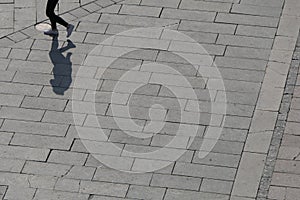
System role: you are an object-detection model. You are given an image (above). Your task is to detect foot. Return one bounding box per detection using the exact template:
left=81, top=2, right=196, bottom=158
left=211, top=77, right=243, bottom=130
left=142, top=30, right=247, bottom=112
left=67, top=39, right=76, bottom=48
left=66, top=24, right=74, bottom=38
left=44, top=29, right=59, bottom=36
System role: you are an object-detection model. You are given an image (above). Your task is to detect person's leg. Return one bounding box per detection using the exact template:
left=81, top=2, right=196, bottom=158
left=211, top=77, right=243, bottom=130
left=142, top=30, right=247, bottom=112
left=46, top=0, right=68, bottom=29
left=46, top=0, right=59, bottom=30
left=45, top=0, right=74, bottom=37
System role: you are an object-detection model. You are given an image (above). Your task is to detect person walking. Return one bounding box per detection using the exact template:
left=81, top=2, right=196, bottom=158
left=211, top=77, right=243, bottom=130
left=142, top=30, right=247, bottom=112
left=44, top=0, right=74, bottom=37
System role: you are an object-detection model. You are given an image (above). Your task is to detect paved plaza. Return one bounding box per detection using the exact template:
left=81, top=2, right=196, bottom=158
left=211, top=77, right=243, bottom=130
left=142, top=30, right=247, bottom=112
left=0, top=0, right=300, bottom=199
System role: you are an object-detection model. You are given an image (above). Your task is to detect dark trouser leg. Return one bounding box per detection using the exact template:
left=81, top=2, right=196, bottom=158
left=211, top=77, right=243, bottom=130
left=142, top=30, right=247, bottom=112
left=46, top=0, right=68, bottom=30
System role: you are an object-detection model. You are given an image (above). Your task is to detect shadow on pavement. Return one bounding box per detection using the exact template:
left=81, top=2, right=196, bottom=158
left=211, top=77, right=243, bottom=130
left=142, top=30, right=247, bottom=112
left=49, top=37, right=76, bottom=95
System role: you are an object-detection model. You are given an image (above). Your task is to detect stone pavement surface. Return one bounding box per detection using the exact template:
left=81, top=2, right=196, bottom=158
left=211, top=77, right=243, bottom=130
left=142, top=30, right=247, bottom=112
left=0, top=0, right=299, bottom=199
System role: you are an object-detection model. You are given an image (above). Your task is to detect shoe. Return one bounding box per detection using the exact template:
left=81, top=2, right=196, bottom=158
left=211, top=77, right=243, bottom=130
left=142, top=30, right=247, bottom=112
left=66, top=24, right=74, bottom=38
left=44, top=29, right=59, bottom=36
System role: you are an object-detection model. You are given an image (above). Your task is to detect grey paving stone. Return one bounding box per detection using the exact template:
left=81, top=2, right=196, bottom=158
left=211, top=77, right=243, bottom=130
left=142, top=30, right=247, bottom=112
left=0, top=47, right=11, bottom=58
left=218, top=128, right=248, bottom=142
left=140, top=0, right=181, bottom=8
left=150, top=134, right=189, bottom=149
left=11, top=133, right=73, bottom=150
left=223, top=115, right=251, bottom=129
left=188, top=138, right=244, bottom=155
left=7, top=32, right=28, bottom=43
left=192, top=152, right=240, bottom=168
left=91, top=196, right=134, bottom=200
left=0, top=82, right=42, bottom=96
left=231, top=4, right=282, bottom=17
left=70, top=7, right=90, bottom=18
left=0, top=145, right=49, bottom=161
left=22, top=174, right=54, bottom=193
left=291, top=97, right=300, bottom=109
left=179, top=20, right=236, bottom=34
left=93, top=167, right=152, bottom=185
left=0, top=158, right=25, bottom=173
left=274, top=160, right=300, bottom=174
left=99, top=13, right=179, bottom=27
left=22, top=161, right=72, bottom=177
left=150, top=173, right=202, bottom=191
left=0, top=70, right=15, bottom=82
left=34, top=189, right=89, bottom=200
left=71, top=139, right=93, bottom=153
left=214, top=56, right=268, bottom=71
left=21, top=96, right=67, bottom=111
left=80, top=180, right=129, bottom=197
left=109, top=129, right=152, bottom=146
left=268, top=186, right=286, bottom=200
left=100, top=81, right=160, bottom=96
left=225, top=46, right=271, bottom=60
left=0, top=132, right=13, bottom=145
left=215, top=90, right=259, bottom=106
left=217, top=34, right=273, bottom=49
left=285, top=122, right=300, bottom=135
left=180, top=0, right=232, bottom=12
left=42, top=111, right=86, bottom=125
left=209, top=79, right=261, bottom=93
left=1, top=119, right=69, bottom=137
left=0, top=107, right=45, bottom=121
left=286, top=188, right=300, bottom=200
left=126, top=185, right=166, bottom=200
left=39, top=86, right=86, bottom=100
left=200, top=179, right=233, bottom=195
left=173, top=162, right=236, bottom=181
left=128, top=93, right=186, bottom=111
left=0, top=171, right=31, bottom=187
left=0, top=58, right=10, bottom=70
left=120, top=5, right=162, bottom=17
left=240, top=0, right=284, bottom=7
left=97, top=4, right=121, bottom=14
left=54, top=178, right=80, bottom=192
left=13, top=71, right=60, bottom=86
left=8, top=48, right=30, bottom=60
left=164, top=188, right=229, bottom=200
left=169, top=42, right=225, bottom=55
left=186, top=100, right=254, bottom=117
left=9, top=38, right=34, bottom=49
left=0, top=185, right=7, bottom=199
left=288, top=109, right=300, bottom=122
left=65, top=166, right=96, bottom=180
left=271, top=173, right=300, bottom=188
left=48, top=150, right=88, bottom=165
left=216, top=13, right=279, bottom=27
left=8, top=60, right=53, bottom=73
left=83, top=91, right=129, bottom=105
left=161, top=8, right=216, bottom=22
left=281, top=135, right=300, bottom=148
left=218, top=67, right=265, bottom=83
left=5, top=186, right=36, bottom=200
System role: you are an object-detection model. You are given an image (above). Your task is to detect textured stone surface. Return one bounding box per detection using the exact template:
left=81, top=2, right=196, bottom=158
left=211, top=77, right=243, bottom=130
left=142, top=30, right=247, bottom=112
left=0, top=0, right=299, bottom=199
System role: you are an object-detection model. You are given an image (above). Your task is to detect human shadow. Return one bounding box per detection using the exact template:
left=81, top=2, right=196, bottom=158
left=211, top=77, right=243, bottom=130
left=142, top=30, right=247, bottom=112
left=49, top=37, right=76, bottom=95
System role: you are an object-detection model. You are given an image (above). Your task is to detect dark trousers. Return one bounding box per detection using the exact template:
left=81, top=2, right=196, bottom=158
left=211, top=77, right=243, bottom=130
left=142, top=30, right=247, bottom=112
left=46, top=0, right=68, bottom=30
